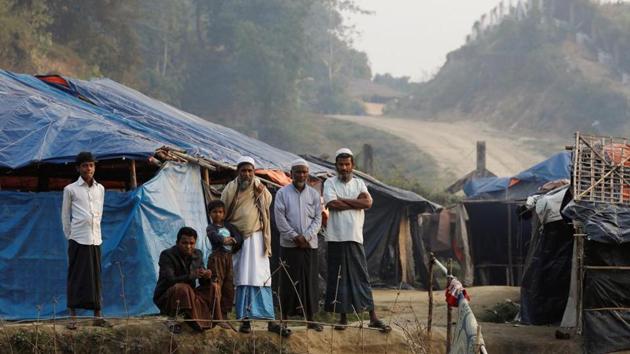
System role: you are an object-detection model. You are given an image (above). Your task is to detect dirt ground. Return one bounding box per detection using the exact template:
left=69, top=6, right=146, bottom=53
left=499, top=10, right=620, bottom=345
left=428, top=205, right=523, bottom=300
left=328, top=115, right=554, bottom=180
left=1, top=287, right=585, bottom=353
left=371, top=286, right=581, bottom=354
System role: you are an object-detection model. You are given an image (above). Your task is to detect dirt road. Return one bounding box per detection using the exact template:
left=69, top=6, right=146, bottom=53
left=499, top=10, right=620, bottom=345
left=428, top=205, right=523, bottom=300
left=328, top=115, right=555, bottom=181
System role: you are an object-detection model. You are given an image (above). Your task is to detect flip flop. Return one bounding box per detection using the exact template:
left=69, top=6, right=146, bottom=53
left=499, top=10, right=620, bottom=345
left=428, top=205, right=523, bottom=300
left=307, top=323, right=324, bottom=332
left=268, top=322, right=292, bottom=337
left=93, top=318, right=113, bottom=328
left=165, top=321, right=182, bottom=334
left=239, top=321, right=251, bottom=333
left=368, top=319, right=392, bottom=333
left=333, top=321, right=348, bottom=331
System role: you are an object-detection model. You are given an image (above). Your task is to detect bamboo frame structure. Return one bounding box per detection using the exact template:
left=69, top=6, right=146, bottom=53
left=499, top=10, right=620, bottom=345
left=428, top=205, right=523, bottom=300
left=573, top=132, right=630, bottom=205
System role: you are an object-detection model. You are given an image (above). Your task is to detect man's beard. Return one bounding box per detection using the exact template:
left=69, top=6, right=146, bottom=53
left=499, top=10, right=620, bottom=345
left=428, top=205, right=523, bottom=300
left=238, top=178, right=251, bottom=191
left=338, top=171, right=352, bottom=182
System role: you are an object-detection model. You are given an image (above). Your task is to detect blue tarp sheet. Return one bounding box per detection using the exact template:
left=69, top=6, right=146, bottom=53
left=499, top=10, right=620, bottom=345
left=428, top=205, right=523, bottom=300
left=0, top=70, right=320, bottom=172
left=464, top=152, right=572, bottom=200
left=0, top=163, right=210, bottom=319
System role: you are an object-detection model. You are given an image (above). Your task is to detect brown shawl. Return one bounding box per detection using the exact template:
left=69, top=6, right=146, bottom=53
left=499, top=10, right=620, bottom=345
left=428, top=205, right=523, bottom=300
left=221, top=176, right=272, bottom=257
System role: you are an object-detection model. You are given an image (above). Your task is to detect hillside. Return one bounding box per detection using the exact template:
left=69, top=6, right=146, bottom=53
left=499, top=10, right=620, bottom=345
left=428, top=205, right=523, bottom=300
left=396, top=0, right=630, bottom=136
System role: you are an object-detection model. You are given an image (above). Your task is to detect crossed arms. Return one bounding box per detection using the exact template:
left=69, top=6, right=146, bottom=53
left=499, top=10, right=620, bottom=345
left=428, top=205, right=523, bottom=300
left=325, top=192, right=372, bottom=210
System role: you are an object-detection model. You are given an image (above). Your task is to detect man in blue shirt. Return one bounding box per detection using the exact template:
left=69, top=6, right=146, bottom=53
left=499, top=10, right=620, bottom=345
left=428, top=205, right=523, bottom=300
left=274, top=158, right=323, bottom=331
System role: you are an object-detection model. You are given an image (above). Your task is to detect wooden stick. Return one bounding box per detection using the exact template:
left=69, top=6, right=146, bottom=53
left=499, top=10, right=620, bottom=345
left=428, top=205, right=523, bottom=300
left=578, top=149, right=630, bottom=199
left=475, top=325, right=482, bottom=353
left=446, top=258, right=453, bottom=354
left=202, top=167, right=210, bottom=185
left=427, top=253, right=434, bottom=342
left=129, top=160, right=138, bottom=189
left=575, top=227, right=585, bottom=335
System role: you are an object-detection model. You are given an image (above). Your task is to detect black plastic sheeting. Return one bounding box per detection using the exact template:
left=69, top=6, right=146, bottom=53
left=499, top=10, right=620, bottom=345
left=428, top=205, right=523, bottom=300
left=520, top=218, right=573, bottom=325
left=584, top=310, right=630, bottom=354
left=562, top=201, right=630, bottom=244
left=464, top=201, right=532, bottom=285
left=577, top=221, right=630, bottom=353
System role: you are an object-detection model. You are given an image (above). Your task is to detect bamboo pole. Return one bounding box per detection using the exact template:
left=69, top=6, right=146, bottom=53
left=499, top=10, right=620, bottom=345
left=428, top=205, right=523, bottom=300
left=576, top=227, right=585, bottom=335
left=427, top=253, right=434, bottom=342
left=475, top=325, right=481, bottom=353
left=446, top=258, right=453, bottom=354
left=202, top=167, right=210, bottom=185
left=129, top=160, right=138, bottom=189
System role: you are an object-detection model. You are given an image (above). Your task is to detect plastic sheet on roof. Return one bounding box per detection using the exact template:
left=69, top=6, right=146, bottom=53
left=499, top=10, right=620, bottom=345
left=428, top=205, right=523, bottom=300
left=464, top=152, right=572, bottom=200
left=0, top=70, right=324, bottom=172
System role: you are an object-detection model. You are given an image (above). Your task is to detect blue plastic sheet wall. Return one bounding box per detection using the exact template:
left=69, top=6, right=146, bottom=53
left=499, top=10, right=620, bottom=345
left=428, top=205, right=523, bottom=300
left=0, top=163, right=209, bottom=320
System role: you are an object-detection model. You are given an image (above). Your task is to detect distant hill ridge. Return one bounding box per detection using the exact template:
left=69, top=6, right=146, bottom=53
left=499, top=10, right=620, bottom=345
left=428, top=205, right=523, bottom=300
left=398, top=0, right=630, bottom=135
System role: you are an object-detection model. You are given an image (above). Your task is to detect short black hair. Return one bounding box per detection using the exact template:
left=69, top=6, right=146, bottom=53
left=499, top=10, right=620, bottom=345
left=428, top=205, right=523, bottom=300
left=207, top=199, right=225, bottom=212
left=176, top=226, right=198, bottom=242
left=335, top=153, right=354, bottom=164
left=75, top=151, right=96, bottom=166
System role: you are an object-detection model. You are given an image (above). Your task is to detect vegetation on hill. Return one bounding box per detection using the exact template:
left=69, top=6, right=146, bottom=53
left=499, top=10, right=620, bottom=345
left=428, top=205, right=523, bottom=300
left=396, top=0, right=630, bottom=136
left=0, top=0, right=372, bottom=144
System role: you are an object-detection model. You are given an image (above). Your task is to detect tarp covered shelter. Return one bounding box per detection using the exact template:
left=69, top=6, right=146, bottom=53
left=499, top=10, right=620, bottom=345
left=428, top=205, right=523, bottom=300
left=0, top=69, right=440, bottom=320
left=0, top=70, right=325, bottom=320
left=460, top=152, right=572, bottom=285
left=303, top=156, right=441, bottom=287
left=520, top=133, right=630, bottom=354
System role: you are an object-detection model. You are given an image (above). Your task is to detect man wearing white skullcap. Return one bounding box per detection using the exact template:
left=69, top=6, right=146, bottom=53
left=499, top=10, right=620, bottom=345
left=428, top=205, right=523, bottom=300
left=322, top=148, right=391, bottom=333
left=221, top=156, right=281, bottom=334
left=274, top=158, right=323, bottom=331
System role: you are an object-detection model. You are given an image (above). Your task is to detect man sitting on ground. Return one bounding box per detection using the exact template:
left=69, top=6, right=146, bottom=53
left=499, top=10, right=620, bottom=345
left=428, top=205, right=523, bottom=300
left=153, top=226, right=222, bottom=333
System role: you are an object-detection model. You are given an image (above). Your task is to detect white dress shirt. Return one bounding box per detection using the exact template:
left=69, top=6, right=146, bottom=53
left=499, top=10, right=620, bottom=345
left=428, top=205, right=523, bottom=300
left=61, top=176, right=105, bottom=246
left=323, top=176, right=370, bottom=244
left=274, top=183, right=322, bottom=248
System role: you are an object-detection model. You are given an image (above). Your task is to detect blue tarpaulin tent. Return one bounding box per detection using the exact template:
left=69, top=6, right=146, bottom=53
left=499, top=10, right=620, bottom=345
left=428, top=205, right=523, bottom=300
left=0, top=70, right=439, bottom=319
left=463, top=152, right=572, bottom=200
left=0, top=69, right=321, bottom=320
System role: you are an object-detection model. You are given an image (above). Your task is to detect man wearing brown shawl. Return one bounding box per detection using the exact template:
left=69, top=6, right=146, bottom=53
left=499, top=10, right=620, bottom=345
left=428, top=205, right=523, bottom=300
left=222, top=156, right=287, bottom=335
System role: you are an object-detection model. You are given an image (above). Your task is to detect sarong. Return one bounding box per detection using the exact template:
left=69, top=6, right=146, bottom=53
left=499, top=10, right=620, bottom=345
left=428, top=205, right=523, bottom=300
left=155, top=282, right=221, bottom=330
left=279, top=247, right=319, bottom=318
left=67, top=240, right=102, bottom=310
left=324, top=241, right=374, bottom=313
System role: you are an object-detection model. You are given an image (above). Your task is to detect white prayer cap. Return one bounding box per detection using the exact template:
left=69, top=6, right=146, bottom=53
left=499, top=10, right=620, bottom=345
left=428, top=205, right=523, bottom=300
left=290, top=158, right=309, bottom=168
left=335, top=148, right=353, bottom=158
left=236, top=156, right=256, bottom=169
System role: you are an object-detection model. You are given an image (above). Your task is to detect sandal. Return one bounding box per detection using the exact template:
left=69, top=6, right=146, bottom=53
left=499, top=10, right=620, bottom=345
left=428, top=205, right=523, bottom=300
left=66, top=320, right=78, bottom=330
left=93, top=318, right=113, bottom=328
left=239, top=321, right=251, bottom=333
left=268, top=322, right=292, bottom=337
left=333, top=321, right=347, bottom=331
left=368, top=319, right=392, bottom=333
left=307, top=323, right=324, bottom=332
left=166, top=321, right=182, bottom=334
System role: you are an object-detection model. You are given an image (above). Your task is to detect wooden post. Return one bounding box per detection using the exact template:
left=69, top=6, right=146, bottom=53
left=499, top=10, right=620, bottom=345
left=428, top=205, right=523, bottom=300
left=427, top=253, right=434, bottom=341
left=362, top=144, right=374, bottom=175
left=202, top=167, right=210, bottom=185
left=475, top=325, right=482, bottom=353
left=576, top=226, right=585, bottom=335
left=507, top=200, right=513, bottom=286
left=446, top=258, right=453, bottom=354
left=129, top=160, right=138, bottom=189
left=476, top=141, right=486, bottom=174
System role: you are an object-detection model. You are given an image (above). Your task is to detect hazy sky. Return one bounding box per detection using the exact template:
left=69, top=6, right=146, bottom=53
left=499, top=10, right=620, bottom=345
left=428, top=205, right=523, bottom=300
left=347, top=0, right=506, bottom=81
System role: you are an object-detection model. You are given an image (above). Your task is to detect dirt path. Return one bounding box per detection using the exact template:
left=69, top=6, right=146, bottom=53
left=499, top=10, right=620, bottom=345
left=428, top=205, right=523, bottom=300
left=328, top=115, right=551, bottom=181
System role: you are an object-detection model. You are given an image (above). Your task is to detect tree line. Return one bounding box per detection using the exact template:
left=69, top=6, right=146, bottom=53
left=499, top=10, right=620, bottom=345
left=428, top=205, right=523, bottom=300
left=0, top=0, right=371, bottom=144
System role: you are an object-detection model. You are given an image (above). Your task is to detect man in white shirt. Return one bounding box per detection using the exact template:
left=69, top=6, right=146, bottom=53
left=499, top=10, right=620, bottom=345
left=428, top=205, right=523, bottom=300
left=61, top=152, right=109, bottom=329
left=323, top=148, right=390, bottom=333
